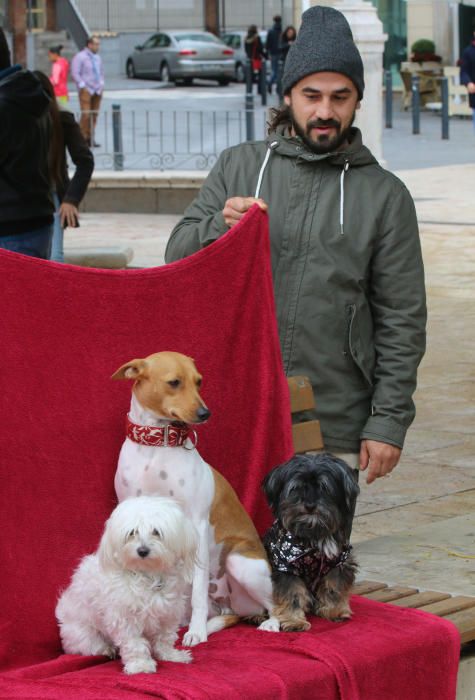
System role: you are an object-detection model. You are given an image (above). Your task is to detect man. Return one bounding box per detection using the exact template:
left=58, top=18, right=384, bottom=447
left=460, top=30, right=475, bottom=134
left=165, top=6, right=427, bottom=486
left=71, top=36, right=104, bottom=147
left=266, top=14, right=282, bottom=94
left=0, top=29, right=54, bottom=259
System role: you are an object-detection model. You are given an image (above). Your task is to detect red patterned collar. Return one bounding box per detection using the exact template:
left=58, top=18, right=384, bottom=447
left=126, top=416, right=197, bottom=448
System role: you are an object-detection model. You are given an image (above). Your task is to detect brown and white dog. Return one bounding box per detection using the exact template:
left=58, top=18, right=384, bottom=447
left=112, top=351, right=279, bottom=645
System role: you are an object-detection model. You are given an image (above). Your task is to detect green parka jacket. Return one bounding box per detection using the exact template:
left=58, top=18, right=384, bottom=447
left=165, top=127, right=427, bottom=453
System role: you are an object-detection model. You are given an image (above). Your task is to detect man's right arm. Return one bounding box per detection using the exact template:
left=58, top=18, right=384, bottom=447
left=165, top=151, right=230, bottom=262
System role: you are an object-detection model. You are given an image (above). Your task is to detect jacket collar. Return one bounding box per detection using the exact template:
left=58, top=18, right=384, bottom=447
left=267, top=126, right=377, bottom=167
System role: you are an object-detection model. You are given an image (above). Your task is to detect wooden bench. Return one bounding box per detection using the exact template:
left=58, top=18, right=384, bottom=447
left=287, top=375, right=324, bottom=453
left=354, top=580, right=475, bottom=646
left=287, top=376, right=475, bottom=647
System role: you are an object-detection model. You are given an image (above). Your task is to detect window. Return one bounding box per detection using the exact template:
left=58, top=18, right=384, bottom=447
left=143, top=35, right=159, bottom=49
left=175, top=33, right=222, bottom=44
left=157, top=34, right=171, bottom=48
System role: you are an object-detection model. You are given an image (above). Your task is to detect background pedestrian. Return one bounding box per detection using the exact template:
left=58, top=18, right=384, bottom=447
left=460, top=30, right=475, bottom=133
left=48, top=45, right=69, bottom=104
left=245, top=25, right=266, bottom=90
left=34, top=72, right=94, bottom=263
left=281, top=25, right=297, bottom=66
left=266, top=14, right=282, bottom=94
left=71, top=36, right=104, bottom=147
left=0, top=29, right=54, bottom=259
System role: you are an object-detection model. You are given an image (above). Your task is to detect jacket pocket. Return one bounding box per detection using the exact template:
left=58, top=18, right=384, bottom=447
left=345, top=304, right=374, bottom=388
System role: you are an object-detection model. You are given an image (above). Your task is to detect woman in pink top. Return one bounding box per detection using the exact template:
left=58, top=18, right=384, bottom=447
left=48, top=45, right=69, bottom=103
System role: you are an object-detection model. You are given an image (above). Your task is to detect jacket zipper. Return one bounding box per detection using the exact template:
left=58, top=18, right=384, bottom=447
left=345, top=304, right=373, bottom=387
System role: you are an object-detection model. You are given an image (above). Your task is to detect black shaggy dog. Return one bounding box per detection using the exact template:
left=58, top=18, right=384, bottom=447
left=262, top=453, right=359, bottom=631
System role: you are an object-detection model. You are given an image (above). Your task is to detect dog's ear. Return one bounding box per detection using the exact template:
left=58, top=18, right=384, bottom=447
left=111, top=359, right=148, bottom=381
left=342, top=466, right=360, bottom=513
left=262, top=462, right=289, bottom=513
left=97, top=516, right=119, bottom=572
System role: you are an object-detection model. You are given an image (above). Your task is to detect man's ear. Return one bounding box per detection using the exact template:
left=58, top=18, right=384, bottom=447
left=284, top=94, right=291, bottom=107
left=111, top=358, right=148, bottom=381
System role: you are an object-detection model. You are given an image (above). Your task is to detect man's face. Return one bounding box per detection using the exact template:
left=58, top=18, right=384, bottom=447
left=284, top=72, right=360, bottom=154
left=88, top=38, right=100, bottom=54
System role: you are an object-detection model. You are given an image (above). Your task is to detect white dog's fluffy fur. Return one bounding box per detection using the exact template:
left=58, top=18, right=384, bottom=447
left=56, top=496, right=198, bottom=674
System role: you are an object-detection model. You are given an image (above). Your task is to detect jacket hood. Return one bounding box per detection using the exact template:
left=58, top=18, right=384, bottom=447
left=0, top=68, right=50, bottom=118
left=267, top=125, right=378, bottom=168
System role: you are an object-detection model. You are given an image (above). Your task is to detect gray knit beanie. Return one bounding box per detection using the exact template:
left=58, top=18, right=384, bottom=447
left=282, top=6, right=364, bottom=99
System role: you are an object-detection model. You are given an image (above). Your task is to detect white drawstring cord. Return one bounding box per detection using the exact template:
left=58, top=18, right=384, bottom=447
left=255, top=141, right=278, bottom=198
left=340, top=160, right=350, bottom=235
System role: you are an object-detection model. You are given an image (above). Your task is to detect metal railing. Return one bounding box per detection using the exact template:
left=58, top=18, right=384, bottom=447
left=384, top=70, right=451, bottom=140
left=78, top=107, right=270, bottom=170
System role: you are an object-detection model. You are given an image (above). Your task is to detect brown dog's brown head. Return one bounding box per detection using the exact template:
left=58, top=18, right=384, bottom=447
left=112, top=351, right=210, bottom=424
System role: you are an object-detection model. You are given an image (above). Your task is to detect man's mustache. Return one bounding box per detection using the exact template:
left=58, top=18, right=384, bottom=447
left=307, top=119, right=341, bottom=131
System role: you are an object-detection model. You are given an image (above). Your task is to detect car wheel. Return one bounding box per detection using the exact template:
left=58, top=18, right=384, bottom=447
left=126, top=60, right=136, bottom=79
left=235, top=63, right=245, bottom=83
left=159, top=62, right=170, bottom=83
left=218, top=78, right=230, bottom=86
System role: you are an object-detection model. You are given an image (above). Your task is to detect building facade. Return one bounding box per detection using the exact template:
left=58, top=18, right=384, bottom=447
left=3, top=0, right=474, bottom=74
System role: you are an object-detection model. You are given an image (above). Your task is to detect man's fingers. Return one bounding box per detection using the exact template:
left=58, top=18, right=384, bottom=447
left=359, top=442, right=369, bottom=470
left=223, top=196, right=269, bottom=227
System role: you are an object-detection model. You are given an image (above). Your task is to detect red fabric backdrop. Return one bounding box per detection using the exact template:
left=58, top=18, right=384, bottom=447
left=0, top=207, right=460, bottom=699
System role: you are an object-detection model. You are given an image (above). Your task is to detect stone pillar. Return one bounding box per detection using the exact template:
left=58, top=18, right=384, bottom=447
left=333, top=0, right=387, bottom=163
left=9, top=0, right=28, bottom=67
left=203, top=0, right=219, bottom=35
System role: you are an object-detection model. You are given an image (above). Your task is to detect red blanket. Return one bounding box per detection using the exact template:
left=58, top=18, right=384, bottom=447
left=0, top=207, right=459, bottom=698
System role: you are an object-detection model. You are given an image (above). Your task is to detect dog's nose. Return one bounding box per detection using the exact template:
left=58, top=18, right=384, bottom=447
left=137, top=546, right=150, bottom=558
left=196, top=406, right=211, bottom=422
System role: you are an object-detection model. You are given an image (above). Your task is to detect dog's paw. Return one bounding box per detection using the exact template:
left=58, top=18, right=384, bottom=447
left=123, top=657, right=157, bottom=675
left=280, top=618, right=311, bottom=632
left=258, top=616, right=280, bottom=633
left=182, top=627, right=208, bottom=647
left=157, top=647, right=193, bottom=663
left=318, top=605, right=352, bottom=621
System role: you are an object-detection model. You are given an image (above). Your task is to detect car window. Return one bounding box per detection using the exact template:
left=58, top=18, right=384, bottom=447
left=222, top=35, right=233, bottom=47
left=232, top=35, right=242, bottom=49
left=142, top=35, right=159, bottom=49
left=175, top=33, right=222, bottom=44
left=157, top=33, right=171, bottom=48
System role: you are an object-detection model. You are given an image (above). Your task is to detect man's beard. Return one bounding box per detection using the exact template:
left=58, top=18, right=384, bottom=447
left=289, top=106, right=355, bottom=154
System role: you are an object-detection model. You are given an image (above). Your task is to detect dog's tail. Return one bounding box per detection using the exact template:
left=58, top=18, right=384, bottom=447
left=206, top=614, right=240, bottom=636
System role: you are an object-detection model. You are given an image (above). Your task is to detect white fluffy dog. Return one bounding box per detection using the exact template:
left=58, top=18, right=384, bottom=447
left=56, top=496, right=198, bottom=674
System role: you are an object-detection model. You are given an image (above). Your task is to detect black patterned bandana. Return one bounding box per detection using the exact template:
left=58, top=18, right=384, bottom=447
left=263, top=520, right=352, bottom=595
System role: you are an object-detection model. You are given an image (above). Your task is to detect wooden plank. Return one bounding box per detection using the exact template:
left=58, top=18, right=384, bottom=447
left=443, top=609, right=475, bottom=644
left=420, top=596, right=475, bottom=617
left=352, top=580, right=388, bottom=596
left=366, top=586, right=419, bottom=603
left=287, top=376, right=315, bottom=413
left=389, top=591, right=452, bottom=608
left=292, top=420, right=324, bottom=453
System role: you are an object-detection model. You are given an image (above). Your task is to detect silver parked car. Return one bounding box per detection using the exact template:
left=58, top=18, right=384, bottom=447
left=126, top=31, right=235, bottom=85
left=222, top=30, right=267, bottom=82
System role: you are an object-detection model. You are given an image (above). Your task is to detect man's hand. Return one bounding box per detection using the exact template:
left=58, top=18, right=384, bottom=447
left=222, top=197, right=268, bottom=227
left=59, top=202, right=80, bottom=228
left=359, top=439, right=401, bottom=484
left=467, top=82, right=475, bottom=94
